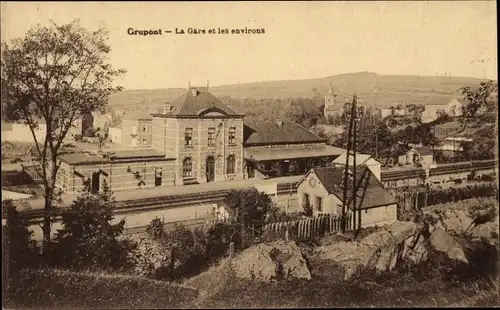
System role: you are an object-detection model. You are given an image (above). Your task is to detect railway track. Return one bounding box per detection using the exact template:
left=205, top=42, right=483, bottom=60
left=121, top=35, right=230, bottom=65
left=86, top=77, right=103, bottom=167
left=12, top=159, right=496, bottom=223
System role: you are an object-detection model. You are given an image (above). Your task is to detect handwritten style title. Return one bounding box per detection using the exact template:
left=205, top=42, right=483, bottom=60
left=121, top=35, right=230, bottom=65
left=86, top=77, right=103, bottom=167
left=127, top=27, right=266, bottom=36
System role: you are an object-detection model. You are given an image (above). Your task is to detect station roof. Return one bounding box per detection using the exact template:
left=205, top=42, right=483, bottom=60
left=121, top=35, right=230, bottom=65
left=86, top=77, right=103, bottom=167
left=243, top=119, right=327, bottom=146
left=244, top=145, right=345, bottom=161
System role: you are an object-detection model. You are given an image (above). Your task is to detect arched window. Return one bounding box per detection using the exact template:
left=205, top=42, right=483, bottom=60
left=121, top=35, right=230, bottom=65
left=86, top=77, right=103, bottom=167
left=183, top=157, right=193, bottom=177
left=226, top=155, right=235, bottom=174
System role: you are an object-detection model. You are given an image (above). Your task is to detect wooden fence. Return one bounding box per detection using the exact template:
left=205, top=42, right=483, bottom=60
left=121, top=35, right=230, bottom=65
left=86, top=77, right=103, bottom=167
left=393, top=183, right=497, bottom=218
left=255, top=213, right=353, bottom=242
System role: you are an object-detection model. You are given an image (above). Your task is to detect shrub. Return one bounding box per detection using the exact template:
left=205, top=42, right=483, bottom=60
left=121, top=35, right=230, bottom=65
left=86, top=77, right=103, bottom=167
left=146, top=217, right=165, bottom=239
left=2, top=200, right=39, bottom=297
left=50, top=180, right=137, bottom=271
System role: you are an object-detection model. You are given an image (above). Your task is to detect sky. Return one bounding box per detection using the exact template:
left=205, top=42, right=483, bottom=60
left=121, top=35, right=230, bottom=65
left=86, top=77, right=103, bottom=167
left=1, top=1, right=497, bottom=90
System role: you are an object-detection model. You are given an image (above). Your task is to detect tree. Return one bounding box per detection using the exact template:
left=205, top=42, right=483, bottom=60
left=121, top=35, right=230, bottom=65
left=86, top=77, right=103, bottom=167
left=459, top=80, right=498, bottom=130
left=1, top=19, right=126, bottom=254
left=223, top=188, right=274, bottom=241
left=51, top=180, right=136, bottom=271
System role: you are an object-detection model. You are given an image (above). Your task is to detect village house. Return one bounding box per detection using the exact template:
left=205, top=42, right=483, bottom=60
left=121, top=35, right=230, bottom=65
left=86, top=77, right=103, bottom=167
left=433, top=137, right=473, bottom=159
left=331, top=152, right=382, bottom=181
left=421, top=98, right=467, bottom=123
left=398, top=145, right=434, bottom=166
left=120, top=111, right=153, bottom=148
left=1, top=118, right=47, bottom=143
left=108, top=121, right=123, bottom=144
left=296, top=166, right=398, bottom=227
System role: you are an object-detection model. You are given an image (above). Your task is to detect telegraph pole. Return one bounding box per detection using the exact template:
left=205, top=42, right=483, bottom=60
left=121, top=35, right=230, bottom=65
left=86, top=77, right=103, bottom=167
left=341, top=94, right=358, bottom=233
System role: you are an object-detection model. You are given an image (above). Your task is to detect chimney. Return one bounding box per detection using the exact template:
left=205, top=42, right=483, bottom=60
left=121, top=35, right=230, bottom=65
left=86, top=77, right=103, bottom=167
left=191, top=88, right=198, bottom=97
left=276, top=120, right=283, bottom=127
left=163, top=102, right=171, bottom=114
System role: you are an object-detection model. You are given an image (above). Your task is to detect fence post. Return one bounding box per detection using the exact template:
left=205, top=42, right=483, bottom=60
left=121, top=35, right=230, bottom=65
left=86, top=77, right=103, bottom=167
left=229, top=241, right=235, bottom=259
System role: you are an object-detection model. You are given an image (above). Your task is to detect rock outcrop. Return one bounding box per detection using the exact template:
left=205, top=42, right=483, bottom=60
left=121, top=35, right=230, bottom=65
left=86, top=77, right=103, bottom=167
left=318, top=221, right=430, bottom=280
left=428, top=228, right=468, bottom=263
left=423, top=197, right=499, bottom=240
left=229, top=239, right=311, bottom=282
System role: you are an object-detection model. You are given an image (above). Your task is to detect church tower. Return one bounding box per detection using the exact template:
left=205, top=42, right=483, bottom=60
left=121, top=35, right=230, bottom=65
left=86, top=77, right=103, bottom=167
left=324, top=83, right=341, bottom=119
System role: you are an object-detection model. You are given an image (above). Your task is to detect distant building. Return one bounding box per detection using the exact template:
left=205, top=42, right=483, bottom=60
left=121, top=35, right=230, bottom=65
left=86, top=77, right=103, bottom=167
left=332, top=152, right=382, bottom=181
left=1, top=118, right=47, bottom=143
left=380, top=108, right=392, bottom=119
left=398, top=146, right=434, bottom=165
left=108, top=121, right=122, bottom=144
left=421, top=98, right=467, bottom=123
left=296, top=166, right=398, bottom=227
left=121, top=111, right=153, bottom=148
left=323, top=86, right=343, bottom=120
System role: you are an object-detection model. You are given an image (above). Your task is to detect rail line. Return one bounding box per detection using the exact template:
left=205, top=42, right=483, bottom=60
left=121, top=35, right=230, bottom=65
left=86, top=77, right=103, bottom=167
left=10, top=159, right=497, bottom=223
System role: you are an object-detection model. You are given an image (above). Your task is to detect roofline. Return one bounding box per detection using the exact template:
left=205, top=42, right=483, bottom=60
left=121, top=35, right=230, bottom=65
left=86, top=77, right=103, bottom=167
left=243, top=140, right=327, bottom=147
left=295, top=169, right=316, bottom=188
left=150, top=113, right=245, bottom=119
left=62, top=157, right=176, bottom=166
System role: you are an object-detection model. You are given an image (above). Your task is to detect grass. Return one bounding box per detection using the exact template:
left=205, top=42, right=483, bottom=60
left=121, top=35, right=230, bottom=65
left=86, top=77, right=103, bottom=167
left=5, top=268, right=199, bottom=309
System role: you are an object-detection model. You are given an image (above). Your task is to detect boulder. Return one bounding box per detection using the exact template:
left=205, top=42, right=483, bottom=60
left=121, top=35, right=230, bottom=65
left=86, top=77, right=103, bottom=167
left=318, top=221, right=429, bottom=280
left=470, top=221, right=500, bottom=245
left=428, top=228, right=468, bottom=264
left=229, top=239, right=311, bottom=282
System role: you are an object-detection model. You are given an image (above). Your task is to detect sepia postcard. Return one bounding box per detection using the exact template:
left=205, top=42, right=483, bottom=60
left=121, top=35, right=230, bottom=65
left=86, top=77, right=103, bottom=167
left=1, top=1, right=498, bottom=308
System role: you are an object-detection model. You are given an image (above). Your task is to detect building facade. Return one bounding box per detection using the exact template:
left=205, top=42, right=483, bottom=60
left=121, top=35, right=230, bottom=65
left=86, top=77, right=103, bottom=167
left=151, top=86, right=245, bottom=185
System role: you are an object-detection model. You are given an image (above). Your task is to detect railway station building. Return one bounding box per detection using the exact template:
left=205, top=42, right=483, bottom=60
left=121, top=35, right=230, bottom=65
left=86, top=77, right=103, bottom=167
left=56, top=86, right=345, bottom=194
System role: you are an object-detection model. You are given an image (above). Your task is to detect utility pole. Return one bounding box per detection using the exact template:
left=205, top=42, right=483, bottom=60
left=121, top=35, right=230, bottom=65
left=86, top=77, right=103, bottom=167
left=341, top=94, right=358, bottom=233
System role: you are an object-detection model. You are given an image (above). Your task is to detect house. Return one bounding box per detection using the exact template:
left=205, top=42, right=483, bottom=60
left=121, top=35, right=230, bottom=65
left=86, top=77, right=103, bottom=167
left=1, top=118, right=47, bottom=143
left=121, top=111, right=153, bottom=148
left=421, top=98, right=467, bottom=123
left=296, top=166, right=398, bottom=227
left=108, top=121, right=122, bottom=144
left=398, top=146, right=434, bottom=165
left=433, top=137, right=473, bottom=158
left=243, top=119, right=345, bottom=179
left=380, top=108, right=392, bottom=119
left=332, top=152, right=382, bottom=181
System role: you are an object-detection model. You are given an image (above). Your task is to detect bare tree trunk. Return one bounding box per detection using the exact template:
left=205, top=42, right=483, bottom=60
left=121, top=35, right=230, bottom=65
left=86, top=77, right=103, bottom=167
left=42, top=193, right=52, bottom=263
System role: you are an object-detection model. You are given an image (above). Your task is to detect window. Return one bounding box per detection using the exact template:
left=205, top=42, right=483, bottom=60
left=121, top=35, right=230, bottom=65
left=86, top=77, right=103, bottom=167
left=185, top=128, right=193, bottom=146
left=229, top=127, right=236, bottom=145
left=226, top=155, right=235, bottom=174
left=142, top=126, right=148, bottom=132
left=303, top=193, right=310, bottom=207
left=183, top=157, right=193, bottom=177
left=142, top=137, right=148, bottom=144
left=208, top=127, right=216, bottom=146
left=315, top=196, right=323, bottom=212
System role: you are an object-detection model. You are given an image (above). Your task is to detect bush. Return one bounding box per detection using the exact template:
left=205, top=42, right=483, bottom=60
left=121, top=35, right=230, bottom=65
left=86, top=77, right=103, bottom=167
left=2, top=200, right=39, bottom=297
left=49, top=181, right=137, bottom=272
left=146, top=217, right=164, bottom=239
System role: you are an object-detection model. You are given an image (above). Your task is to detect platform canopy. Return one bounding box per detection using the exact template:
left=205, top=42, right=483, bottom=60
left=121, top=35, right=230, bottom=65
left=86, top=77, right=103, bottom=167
left=244, top=145, right=345, bottom=162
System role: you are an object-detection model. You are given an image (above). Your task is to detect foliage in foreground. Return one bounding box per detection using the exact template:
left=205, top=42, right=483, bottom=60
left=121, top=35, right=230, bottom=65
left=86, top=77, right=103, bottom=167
left=49, top=181, right=137, bottom=271
left=4, top=268, right=198, bottom=309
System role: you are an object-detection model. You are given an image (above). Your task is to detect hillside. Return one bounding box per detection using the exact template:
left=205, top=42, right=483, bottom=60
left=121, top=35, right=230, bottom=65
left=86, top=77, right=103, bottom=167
left=108, top=72, right=487, bottom=112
